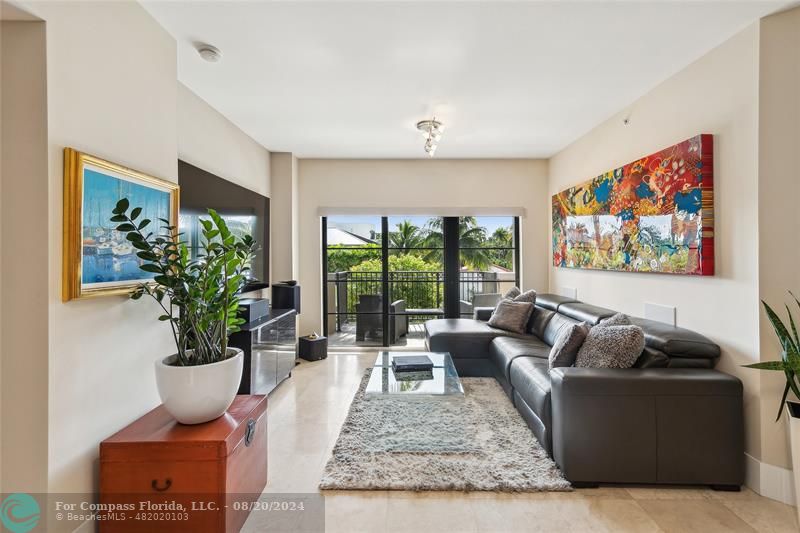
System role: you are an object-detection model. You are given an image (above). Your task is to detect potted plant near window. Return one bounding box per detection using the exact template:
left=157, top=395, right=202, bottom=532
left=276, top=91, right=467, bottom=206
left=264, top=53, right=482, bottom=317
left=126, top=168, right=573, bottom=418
left=745, top=293, right=800, bottom=519
left=111, top=198, right=256, bottom=424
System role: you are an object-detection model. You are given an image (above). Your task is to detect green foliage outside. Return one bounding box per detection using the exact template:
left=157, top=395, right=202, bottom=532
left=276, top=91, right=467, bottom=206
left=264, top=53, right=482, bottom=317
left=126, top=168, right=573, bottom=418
left=342, top=254, right=443, bottom=313
left=327, top=244, right=381, bottom=273
left=328, top=217, right=514, bottom=313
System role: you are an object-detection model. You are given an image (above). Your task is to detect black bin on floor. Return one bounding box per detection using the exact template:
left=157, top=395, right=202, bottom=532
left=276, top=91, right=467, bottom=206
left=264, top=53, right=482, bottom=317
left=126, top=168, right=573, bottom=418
left=298, top=335, right=327, bottom=361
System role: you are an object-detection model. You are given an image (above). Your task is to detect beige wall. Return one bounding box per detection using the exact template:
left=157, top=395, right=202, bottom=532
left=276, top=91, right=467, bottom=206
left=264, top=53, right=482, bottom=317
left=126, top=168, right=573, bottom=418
left=757, top=6, right=800, bottom=470
left=24, top=0, right=179, bottom=495
left=270, top=152, right=298, bottom=282
left=296, top=159, right=549, bottom=336
left=1, top=1, right=273, bottom=503
left=1, top=18, right=49, bottom=493
left=177, top=82, right=270, bottom=198
left=549, top=23, right=763, bottom=462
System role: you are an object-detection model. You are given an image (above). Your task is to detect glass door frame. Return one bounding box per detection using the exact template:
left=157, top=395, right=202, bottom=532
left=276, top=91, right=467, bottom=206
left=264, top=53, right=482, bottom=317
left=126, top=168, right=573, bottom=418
left=322, top=216, right=520, bottom=347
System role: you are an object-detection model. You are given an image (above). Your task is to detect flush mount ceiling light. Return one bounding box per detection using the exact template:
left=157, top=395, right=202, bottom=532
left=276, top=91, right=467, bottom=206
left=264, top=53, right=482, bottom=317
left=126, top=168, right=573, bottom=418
left=196, top=43, right=222, bottom=63
left=416, top=118, right=445, bottom=157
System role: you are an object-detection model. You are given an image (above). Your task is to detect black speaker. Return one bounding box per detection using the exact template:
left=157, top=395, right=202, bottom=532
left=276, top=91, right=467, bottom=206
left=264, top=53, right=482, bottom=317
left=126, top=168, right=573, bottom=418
left=272, top=283, right=301, bottom=313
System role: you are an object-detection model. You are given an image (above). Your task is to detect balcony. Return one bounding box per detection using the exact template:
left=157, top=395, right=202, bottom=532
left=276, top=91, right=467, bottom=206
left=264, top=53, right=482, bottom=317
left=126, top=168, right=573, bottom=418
left=326, top=270, right=514, bottom=347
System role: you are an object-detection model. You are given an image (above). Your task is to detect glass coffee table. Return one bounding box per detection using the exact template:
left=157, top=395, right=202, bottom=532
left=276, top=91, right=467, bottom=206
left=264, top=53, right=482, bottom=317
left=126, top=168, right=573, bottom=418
left=365, top=351, right=464, bottom=397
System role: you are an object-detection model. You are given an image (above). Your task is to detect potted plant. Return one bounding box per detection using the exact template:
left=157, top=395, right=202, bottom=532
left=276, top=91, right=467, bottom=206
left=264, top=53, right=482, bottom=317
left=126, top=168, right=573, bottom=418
left=744, top=292, right=800, bottom=518
left=111, top=198, right=256, bottom=424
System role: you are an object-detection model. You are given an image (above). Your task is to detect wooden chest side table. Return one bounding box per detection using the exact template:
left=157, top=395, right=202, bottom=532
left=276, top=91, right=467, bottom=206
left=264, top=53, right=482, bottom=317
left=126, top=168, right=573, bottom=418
left=99, top=395, right=267, bottom=533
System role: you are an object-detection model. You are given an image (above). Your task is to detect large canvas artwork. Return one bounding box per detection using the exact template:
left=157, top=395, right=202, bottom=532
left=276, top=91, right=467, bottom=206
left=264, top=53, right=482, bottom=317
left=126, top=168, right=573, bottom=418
left=63, top=148, right=179, bottom=301
left=552, top=134, right=714, bottom=276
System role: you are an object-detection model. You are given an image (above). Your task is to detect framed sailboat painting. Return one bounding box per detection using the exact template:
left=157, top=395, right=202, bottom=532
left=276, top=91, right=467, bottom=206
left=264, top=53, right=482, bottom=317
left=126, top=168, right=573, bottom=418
left=62, top=148, right=179, bottom=301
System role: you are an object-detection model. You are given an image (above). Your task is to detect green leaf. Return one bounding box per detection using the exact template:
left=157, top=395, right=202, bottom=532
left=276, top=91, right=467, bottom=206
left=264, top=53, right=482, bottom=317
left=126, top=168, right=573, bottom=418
left=110, top=214, right=128, bottom=223
left=139, top=264, right=162, bottom=274
left=116, top=223, right=136, bottom=232
left=158, top=314, right=171, bottom=321
left=788, top=304, right=800, bottom=350
left=777, top=381, right=792, bottom=422
left=112, top=198, right=129, bottom=214
left=130, top=207, right=142, bottom=221
left=744, top=361, right=788, bottom=371
left=138, top=218, right=151, bottom=230
left=762, top=300, right=798, bottom=354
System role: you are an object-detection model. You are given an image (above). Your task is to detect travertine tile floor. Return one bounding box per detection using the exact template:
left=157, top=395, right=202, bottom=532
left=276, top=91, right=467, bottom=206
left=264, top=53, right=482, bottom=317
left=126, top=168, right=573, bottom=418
left=244, top=352, right=799, bottom=533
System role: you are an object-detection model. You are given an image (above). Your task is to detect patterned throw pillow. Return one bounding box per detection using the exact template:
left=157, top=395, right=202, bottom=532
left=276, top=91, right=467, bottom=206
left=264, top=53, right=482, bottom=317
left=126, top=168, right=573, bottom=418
left=574, top=325, right=645, bottom=369
left=598, top=312, right=631, bottom=327
left=488, top=300, right=535, bottom=334
left=548, top=322, right=591, bottom=369
left=502, top=286, right=521, bottom=300
left=513, top=289, right=537, bottom=304
left=500, top=286, right=537, bottom=305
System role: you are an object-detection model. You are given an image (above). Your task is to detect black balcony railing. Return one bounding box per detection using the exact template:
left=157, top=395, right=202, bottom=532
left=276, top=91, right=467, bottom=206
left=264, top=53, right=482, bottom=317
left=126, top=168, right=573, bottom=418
left=327, top=270, right=506, bottom=321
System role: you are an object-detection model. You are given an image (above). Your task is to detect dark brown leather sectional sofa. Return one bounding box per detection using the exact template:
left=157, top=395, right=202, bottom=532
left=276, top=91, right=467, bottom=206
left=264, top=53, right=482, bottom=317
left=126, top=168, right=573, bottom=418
left=424, top=293, right=744, bottom=489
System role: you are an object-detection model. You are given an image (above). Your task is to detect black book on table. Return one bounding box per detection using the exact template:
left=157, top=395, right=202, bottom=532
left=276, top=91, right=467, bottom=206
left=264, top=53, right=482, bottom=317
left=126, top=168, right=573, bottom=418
left=391, top=355, right=434, bottom=372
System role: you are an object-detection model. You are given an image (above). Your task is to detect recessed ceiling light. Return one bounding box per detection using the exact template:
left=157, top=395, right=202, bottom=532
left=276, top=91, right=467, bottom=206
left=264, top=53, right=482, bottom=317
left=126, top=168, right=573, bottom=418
left=196, top=43, right=222, bottom=63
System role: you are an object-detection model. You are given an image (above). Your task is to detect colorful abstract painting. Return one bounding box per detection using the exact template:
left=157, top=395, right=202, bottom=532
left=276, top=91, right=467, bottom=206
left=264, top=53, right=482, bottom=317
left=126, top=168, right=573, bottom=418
left=552, top=134, right=714, bottom=276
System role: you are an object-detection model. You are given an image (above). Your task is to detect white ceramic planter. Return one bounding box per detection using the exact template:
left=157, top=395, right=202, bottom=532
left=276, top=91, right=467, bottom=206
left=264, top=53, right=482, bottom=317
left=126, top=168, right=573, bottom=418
left=788, top=402, right=800, bottom=524
left=155, top=348, right=243, bottom=425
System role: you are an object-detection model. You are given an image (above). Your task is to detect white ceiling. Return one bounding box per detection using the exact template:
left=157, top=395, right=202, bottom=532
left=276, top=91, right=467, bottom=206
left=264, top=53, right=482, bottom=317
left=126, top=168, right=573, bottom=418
left=143, top=1, right=788, bottom=159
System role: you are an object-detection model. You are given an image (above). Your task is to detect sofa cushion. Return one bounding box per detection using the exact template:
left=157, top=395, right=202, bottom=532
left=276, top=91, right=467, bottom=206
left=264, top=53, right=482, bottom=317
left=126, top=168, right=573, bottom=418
left=541, top=313, right=581, bottom=346
left=489, top=336, right=550, bottom=382
left=509, top=357, right=552, bottom=448
left=528, top=307, right=556, bottom=338
left=630, top=317, right=721, bottom=360
left=558, top=302, right=617, bottom=326
left=634, top=347, right=670, bottom=369
left=549, top=322, right=590, bottom=369
left=535, top=293, right=579, bottom=312
left=424, top=318, right=515, bottom=359
left=488, top=300, right=534, bottom=334
left=575, top=325, right=646, bottom=369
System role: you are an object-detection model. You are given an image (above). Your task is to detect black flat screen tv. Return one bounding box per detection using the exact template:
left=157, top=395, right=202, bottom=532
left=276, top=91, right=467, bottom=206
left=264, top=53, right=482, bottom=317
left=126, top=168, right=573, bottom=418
left=178, top=160, right=270, bottom=289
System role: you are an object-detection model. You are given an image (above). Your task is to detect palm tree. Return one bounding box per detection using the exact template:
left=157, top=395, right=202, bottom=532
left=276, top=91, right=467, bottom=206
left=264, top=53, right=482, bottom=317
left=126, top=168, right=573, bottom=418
left=488, top=226, right=513, bottom=270
left=389, top=220, right=424, bottom=252
left=490, top=227, right=512, bottom=247
left=422, top=217, right=491, bottom=270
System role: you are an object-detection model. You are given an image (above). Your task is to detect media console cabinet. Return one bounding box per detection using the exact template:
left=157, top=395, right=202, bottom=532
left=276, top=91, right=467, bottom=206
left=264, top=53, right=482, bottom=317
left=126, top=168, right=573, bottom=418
left=229, top=308, right=297, bottom=395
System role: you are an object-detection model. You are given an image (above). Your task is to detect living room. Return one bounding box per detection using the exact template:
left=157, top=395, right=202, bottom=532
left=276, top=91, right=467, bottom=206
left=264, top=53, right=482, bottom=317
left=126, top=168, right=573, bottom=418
left=1, top=1, right=799, bottom=532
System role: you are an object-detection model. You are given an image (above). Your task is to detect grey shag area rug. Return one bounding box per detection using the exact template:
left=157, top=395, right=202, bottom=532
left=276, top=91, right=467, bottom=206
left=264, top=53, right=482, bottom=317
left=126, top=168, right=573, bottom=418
left=319, top=370, right=572, bottom=492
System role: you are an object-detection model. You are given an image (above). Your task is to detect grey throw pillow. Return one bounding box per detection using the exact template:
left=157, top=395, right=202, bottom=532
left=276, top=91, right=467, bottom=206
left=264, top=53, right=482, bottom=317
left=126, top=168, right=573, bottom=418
left=575, top=325, right=645, bottom=369
left=598, top=312, right=631, bottom=327
left=502, top=286, right=521, bottom=300
left=500, top=286, right=537, bottom=305
left=513, top=289, right=537, bottom=304
left=549, top=322, right=590, bottom=369
left=488, top=300, right=534, bottom=334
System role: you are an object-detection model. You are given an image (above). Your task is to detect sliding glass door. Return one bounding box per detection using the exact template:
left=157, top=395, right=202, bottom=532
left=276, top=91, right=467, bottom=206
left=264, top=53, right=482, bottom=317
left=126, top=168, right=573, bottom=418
left=323, top=215, right=519, bottom=347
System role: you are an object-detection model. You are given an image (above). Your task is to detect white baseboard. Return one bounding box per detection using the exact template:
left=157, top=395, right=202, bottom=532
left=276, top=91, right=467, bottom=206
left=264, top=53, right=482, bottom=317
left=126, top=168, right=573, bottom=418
left=745, top=453, right=796, bottom=506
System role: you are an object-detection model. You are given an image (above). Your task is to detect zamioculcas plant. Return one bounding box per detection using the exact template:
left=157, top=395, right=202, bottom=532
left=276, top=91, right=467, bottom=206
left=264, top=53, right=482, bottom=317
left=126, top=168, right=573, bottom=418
left=110, top=198, right=257, bottom=366
left=744, top=292, right=800, bottom=420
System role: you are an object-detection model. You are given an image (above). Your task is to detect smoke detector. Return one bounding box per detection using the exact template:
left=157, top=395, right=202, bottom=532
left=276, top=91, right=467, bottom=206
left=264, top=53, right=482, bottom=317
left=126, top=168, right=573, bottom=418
left=196, top=43, right=222, bottom=63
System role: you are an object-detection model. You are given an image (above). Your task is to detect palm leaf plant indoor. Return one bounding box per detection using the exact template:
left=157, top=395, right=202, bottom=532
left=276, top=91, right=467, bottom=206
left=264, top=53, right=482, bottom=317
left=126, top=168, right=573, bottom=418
left=111, top=198, right=257, bottom=424
left=744, top=292, right=800, bottom=517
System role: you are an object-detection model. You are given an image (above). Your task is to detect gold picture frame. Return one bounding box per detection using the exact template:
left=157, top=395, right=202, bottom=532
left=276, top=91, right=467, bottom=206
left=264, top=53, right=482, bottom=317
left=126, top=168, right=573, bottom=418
left=62, top=148, right=180, bottom=301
